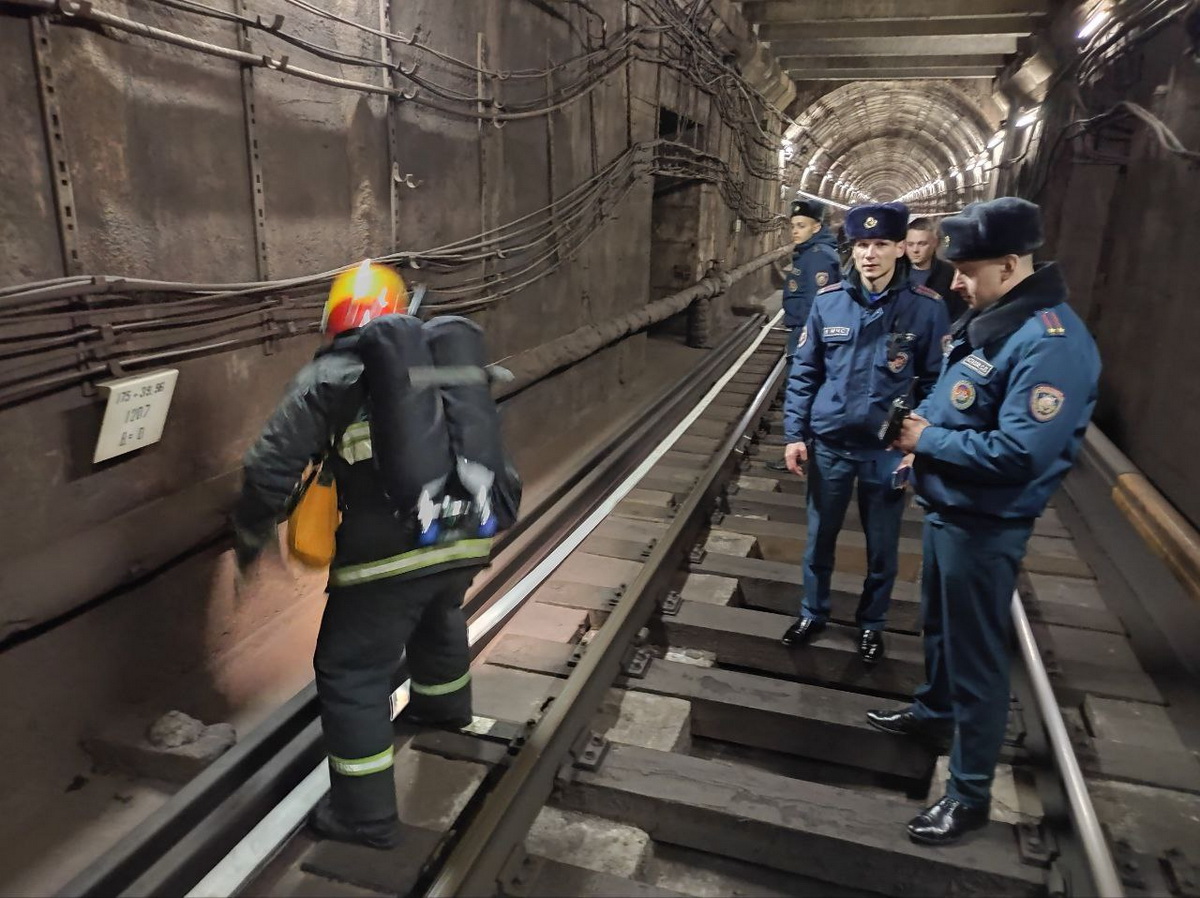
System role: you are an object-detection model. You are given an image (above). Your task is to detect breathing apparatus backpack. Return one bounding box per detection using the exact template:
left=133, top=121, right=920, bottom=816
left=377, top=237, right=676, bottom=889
left=355, top=314, right=521, bottom=547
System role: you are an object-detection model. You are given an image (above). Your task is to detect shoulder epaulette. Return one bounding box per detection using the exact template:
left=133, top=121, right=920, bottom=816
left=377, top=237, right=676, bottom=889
left=913, top=285, right=942, bottom=300
left=816, top=282, right=842, bottom=295
left=1037, top=308, right=1067, bottom=337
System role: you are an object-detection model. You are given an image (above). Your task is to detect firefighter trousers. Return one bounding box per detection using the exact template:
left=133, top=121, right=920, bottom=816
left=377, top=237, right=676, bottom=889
left=314, top=565, right=477, bottom=824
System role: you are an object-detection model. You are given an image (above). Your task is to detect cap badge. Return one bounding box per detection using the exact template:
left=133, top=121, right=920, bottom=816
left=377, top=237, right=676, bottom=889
left=941, top=234, right=951, bottom=248
left=864, top=216, right=878, bottom=229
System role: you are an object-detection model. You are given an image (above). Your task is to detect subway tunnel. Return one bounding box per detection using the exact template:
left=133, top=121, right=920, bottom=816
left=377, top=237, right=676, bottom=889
left=1, top=0, right=1200, bottom=895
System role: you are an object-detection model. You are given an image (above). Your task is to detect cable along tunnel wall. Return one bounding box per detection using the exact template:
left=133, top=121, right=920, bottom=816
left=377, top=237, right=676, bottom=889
left=0, top=0, right=795, bottom=644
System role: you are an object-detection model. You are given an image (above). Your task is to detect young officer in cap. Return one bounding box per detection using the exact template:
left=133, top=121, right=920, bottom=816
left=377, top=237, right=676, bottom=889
left=782, top=198, right=842, bottom=359
left=767, top=198, right=843, bottom=472
left=869, top=197, right=1101, bottom=845
left=781, top=202, right=950, bottom=663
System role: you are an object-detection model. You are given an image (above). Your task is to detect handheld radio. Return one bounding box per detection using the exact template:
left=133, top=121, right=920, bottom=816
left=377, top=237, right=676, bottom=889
left=879, top=377, right=919, bottom=445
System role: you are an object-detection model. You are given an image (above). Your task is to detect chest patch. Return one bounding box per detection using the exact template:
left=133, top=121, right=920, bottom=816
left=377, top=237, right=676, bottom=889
left=962, top=353, right=995, bottom=378
left=1030, top=384, right=1065, bottom=422
left=816, top=271, right=830, bottom=287
left=823, top=326, right=852, bottom=340
left=888, top=351, right=910, bottom=373
left=950, top=380, right=977, bottom=410
left=787, top=279, right=798, bottom=292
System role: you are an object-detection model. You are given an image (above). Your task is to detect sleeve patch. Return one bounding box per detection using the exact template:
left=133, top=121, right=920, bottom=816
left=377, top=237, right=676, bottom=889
left=798, top=326, right=808, bottom=349
left=1030, top=384, right=1065, bottom=422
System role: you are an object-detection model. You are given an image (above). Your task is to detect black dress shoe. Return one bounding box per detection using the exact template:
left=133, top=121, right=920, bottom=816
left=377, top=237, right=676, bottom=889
left=859, top=629, right=885, bottom=665
left=907, top=795, right=989, bottom=845
left=865, top=708, right=954, bottom=746
left=781, top=617, right=825, bottom=647
left=308, top=796, right=400, bottom=850
left=396, top=707, right=473, bottom=731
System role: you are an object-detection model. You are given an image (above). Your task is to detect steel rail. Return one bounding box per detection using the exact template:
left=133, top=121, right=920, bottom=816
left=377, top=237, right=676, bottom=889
left=423, top=326, right=789, bottom=897
left=56, top=316, right=764, bottom=898
left=1011, top=591, right=1125, bottom=898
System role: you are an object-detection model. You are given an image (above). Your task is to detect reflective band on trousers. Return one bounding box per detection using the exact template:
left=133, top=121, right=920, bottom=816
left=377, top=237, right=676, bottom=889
left=411, top=671, right=471, bottom=697
left=329, top=538, right=493, bottom=587
left=329, top=746, right=394, bottom=777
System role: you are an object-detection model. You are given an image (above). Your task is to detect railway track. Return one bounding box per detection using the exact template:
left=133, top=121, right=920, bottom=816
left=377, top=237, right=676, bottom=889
left=63, top=312, right=1166, bottom=898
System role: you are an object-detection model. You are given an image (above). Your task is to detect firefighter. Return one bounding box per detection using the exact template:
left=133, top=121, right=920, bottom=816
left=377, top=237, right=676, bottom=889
left=233, top=263, right=493, bottom=849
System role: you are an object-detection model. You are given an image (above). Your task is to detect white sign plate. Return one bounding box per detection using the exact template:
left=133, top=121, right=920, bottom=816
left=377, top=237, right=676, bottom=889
left=93, top=369, right=180, bottom=463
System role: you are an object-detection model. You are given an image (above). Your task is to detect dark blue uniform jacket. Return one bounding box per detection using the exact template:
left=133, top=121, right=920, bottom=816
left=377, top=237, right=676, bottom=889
left=782, top=228, right=841, bottom=328
left=913, top=263, right=1101, bottom=520
left=784, top=261, right=951, bottom=450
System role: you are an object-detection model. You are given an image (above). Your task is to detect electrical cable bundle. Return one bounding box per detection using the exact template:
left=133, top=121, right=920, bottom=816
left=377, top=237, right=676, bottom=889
left=0, top=0, right=799, bottom=409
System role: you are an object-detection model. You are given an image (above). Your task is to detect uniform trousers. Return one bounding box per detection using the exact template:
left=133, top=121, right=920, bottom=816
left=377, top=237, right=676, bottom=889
left=801, top=440, right=907, bottom=631
left=315, top=566, right=477, bottom=823
left=910, top=511, right=1034, bottom=807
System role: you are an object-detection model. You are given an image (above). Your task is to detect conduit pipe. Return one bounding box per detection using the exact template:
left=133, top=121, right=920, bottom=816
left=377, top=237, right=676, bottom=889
left=495, top=245, right=789, bottom=399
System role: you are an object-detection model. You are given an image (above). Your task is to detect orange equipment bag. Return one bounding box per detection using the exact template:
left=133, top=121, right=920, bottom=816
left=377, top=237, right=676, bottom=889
left=287, top=464, right=339, bottom=568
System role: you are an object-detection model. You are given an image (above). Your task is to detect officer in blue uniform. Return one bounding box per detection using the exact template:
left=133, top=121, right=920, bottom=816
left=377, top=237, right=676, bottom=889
left=868, top=197, right=1101, bottom=845
left=782, top=198, right=842, bottom=359
left=780, top=202, right=950, bottom=663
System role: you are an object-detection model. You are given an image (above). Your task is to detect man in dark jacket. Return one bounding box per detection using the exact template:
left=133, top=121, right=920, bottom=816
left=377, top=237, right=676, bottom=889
left=907, top=217, right=967, bottom=320
left=780, top=202, right=950, bottom=663
left=233, top=263, right=493, bottom=850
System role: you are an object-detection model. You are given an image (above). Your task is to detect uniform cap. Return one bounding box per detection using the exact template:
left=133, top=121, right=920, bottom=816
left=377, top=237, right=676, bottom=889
left=940, top=197, right=1044, bottom=262
left=791, top=198, right=828, bottom=223
left=844, top=202, right=909, bottom=242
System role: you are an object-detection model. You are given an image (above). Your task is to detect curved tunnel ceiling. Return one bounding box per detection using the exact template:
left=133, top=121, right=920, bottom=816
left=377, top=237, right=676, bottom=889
left=748, top=0, right=1051, bottom=212
left=786, top=81, right=998, bottom=208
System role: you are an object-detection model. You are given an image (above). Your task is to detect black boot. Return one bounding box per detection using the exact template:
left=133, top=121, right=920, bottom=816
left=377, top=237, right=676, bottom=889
left=308, top=796, right=400, bottom=850
left=395, top=706, right=473, bottom=731
left=781, top=617, right=825, bottom=647
left=865, top=708, right=954, bottom=747
left=859, top=629, right=885, bottom=665
left=764, top=458, right=790, bottom=472
left=907, top=795, right=989, bottom=845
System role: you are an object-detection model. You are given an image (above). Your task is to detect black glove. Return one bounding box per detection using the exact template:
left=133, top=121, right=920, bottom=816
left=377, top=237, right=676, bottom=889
left=232, top=520, right=273, bottom=572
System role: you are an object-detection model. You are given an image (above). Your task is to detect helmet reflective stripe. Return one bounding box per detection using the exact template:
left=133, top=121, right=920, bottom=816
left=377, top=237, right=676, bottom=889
left=322, top=261, right=408, bottom=336
left=328, top=746, right=394, bottom=777
left=329, top=538, right=493, bottom=587
left=410, top=671, right=471, bottom=697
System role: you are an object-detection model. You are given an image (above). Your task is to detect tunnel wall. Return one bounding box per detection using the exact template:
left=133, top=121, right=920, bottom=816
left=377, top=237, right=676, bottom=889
left=1024, top=19, right=1200, bottom=530
left=0, top=2, right=789, bottom=641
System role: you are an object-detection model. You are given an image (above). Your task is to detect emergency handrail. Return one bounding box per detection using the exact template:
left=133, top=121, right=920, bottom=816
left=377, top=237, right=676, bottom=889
left=1011, top=591, right=1124, bottom=898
